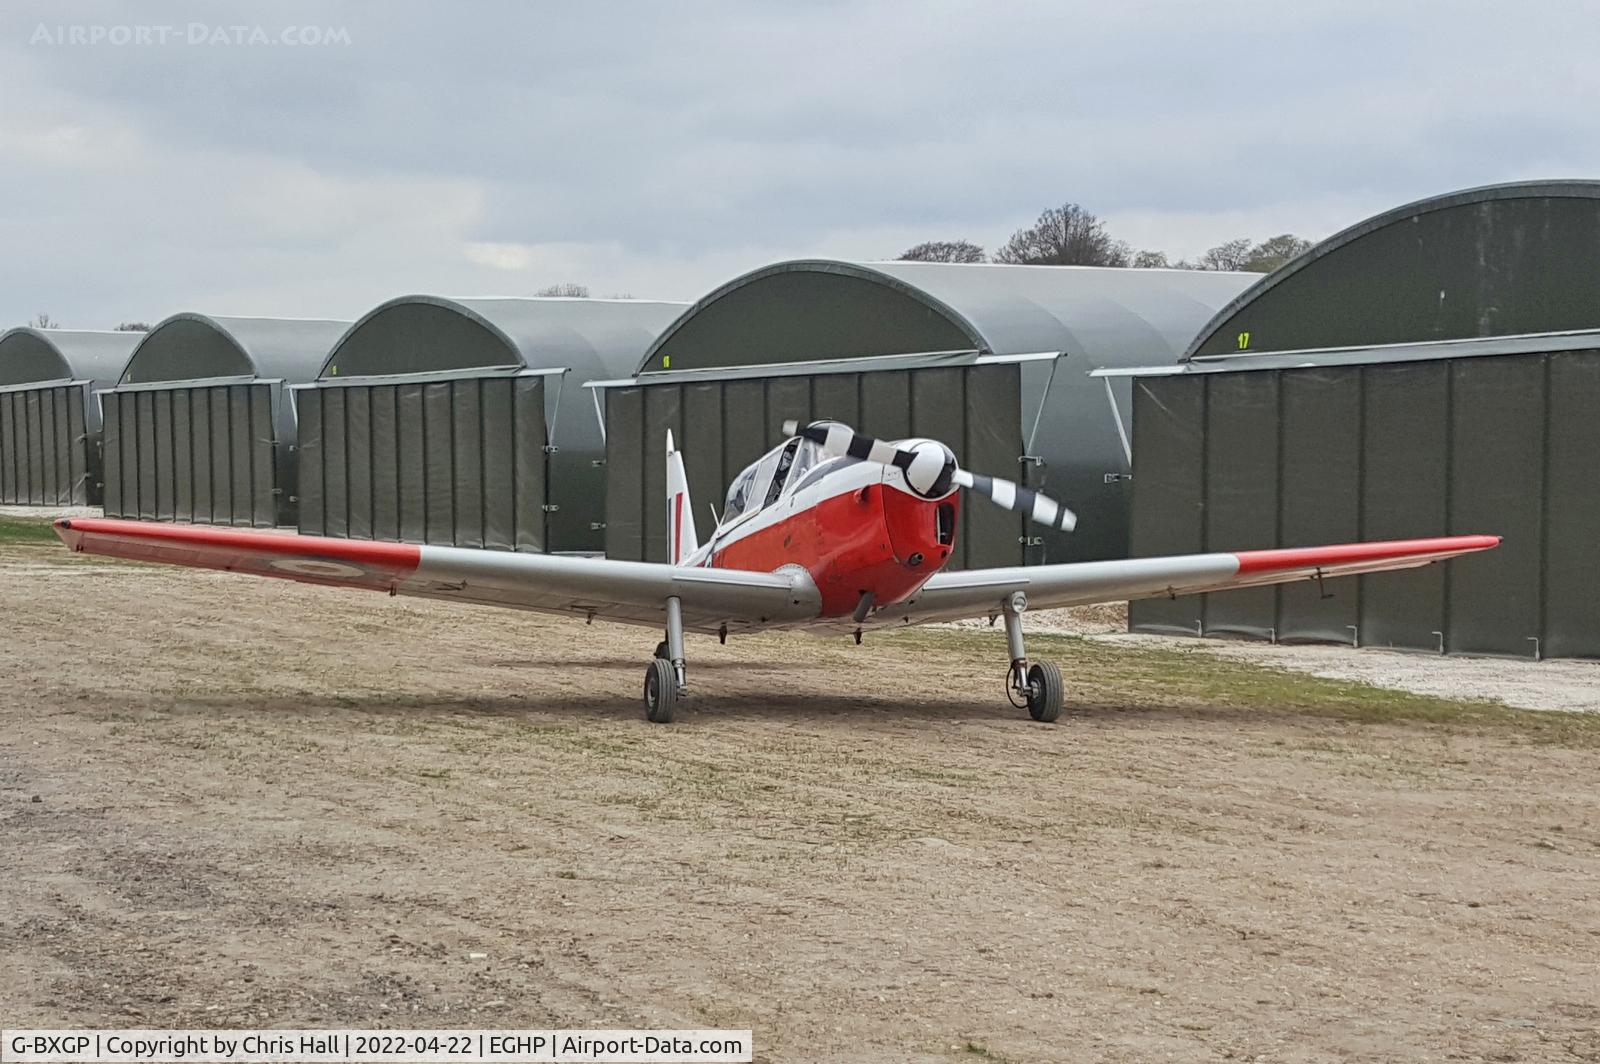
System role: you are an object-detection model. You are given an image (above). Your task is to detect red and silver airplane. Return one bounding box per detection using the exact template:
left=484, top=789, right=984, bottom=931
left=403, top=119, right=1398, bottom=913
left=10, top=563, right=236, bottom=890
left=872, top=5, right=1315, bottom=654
left=54, top=419, right=1499, bottom=723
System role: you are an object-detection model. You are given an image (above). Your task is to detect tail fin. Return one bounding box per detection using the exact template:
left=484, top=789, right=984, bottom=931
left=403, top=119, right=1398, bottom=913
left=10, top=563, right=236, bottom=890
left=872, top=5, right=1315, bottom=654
left=666, top=430, right=700, bottom=565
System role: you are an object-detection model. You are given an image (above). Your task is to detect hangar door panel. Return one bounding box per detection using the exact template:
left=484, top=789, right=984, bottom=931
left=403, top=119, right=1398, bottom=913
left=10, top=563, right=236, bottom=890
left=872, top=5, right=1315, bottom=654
left=395, top=385, right=425, bottom=542
left=48, top=389, right=67, bottom=505
left=99, top=392, right=123, bottom=513
left=151, top=391, right=173, bottom=519
left=603, top=364, right=1026, bottom=568
left=910, top=367, right=968, bottom=569
left=681, top=382, right=726, bottom=558
left=101, top=384, right=277, bottom=524
left=296, top=390, right=324, bottom=533
left=720, top=379, right=767, bottom=533
left=956, top=363, right=1023, bottom=572
left=367, top=386, right=399, bottom=542
left=1201, top=373, right=1279, bottom=638
left=69, top=389, right=90, bottom=506
left=859, top=371, right=912, bottom=442
left=448, top=380, right=482, bottom=547
left=641, top=385, right=684, bottom=564
left=1277, top=368, right=1361, bottom=642
left=299, top=376, right=547, bottom=551
left=188, top=388, right=210, bottom=524
left=107, top=392, right=134, bottom=515
left=0, top=385, right=94, bottom=505
left=1, top=392, right=19, bottom=502
left=604, top=388, right=645, bottom=561
left=1448, top=356, right=1544, bottom=655
left=422, top=383, right=454, bottom=543
left=1129, top=377, right=1205, bottom=635
left=765, top=377, right=810, bottom=446
left=26, top=390, right=45, bottom=505
left=476, top=382, right=510, bottom=551
left=1359, top=363, right=1448, bottom=650
left=34, top=388, right=55, bottom=504
left=811, top=373, right=860, bottom=429
left=1544, top=350, right=1600, bottom=658
left=171, top=391, right=193, bottom=521
left=135, top=391, right=158, bottom=519
left=345, top=387, right=374, bottom=541
left=66, top=388, right=89, bottom=507
left=0, top=393, right=12, bottom=501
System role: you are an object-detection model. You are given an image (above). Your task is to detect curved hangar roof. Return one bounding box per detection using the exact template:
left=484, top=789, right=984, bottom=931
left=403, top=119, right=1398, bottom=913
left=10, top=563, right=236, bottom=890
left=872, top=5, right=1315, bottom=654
left=321, top=295, right=688, bottom=381
left=637, top=259, right=1258, bottom=374
left=0, top=327, right=141, bottom=390
left=122, top=313, right=351, bottom=385
left=1185, top=180, right=1600, bottom=359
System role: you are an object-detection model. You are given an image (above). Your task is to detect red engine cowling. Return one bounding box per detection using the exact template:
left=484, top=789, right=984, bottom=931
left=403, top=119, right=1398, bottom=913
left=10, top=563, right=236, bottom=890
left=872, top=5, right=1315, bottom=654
left=883, top=485, right=959, bottom=573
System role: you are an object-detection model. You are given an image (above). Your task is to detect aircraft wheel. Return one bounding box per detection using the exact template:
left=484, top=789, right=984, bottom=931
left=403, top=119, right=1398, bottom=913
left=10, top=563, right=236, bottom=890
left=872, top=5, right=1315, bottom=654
left=645, top=658, right=679, bottom=724
left=1025, top=660, right=1063, bottom=723
left=654, top=640, right=671, bottom=660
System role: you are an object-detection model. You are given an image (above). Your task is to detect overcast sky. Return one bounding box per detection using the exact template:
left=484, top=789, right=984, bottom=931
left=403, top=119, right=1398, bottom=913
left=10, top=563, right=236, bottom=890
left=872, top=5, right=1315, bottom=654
left=2, top=0, right=1596, bottom=328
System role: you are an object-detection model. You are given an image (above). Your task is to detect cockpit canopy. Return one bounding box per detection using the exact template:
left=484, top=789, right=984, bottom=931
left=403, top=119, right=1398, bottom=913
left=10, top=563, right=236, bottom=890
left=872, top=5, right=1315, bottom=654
left=723, top=431, right=829, bottom=522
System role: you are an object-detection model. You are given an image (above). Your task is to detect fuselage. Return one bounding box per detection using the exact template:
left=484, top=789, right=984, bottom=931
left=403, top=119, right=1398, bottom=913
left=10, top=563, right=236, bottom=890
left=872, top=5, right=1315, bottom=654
left=698, top=447, right=960, bottom=618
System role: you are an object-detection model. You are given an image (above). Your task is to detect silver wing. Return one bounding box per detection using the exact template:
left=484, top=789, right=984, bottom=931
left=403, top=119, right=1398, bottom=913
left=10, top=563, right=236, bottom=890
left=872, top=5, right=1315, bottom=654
left=844, top=536, right=1502, bottom=630
left=56, top=518, right=1497, bottom=636
left=54, top=518, right=820, bottom=635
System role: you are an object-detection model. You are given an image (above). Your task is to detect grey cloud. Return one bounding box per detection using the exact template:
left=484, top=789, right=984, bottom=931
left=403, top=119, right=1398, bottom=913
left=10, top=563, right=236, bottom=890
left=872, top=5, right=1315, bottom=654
left=0, top=0, right=1596, bottom=326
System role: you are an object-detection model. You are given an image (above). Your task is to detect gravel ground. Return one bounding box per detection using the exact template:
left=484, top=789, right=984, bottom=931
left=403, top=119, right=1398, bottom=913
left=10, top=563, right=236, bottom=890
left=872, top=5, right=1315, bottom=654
left=0, top=504, right=100, bottom=520
left=4, top=542, right=1599, bottom=1061
left=1109, top=636, right=1600, bottom=715
left=972, top=606, right=1600, bottom=715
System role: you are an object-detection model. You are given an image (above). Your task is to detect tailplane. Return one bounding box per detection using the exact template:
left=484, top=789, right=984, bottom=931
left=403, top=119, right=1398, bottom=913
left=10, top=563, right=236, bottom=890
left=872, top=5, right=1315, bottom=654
left=666, top=430, right=700, bottom=565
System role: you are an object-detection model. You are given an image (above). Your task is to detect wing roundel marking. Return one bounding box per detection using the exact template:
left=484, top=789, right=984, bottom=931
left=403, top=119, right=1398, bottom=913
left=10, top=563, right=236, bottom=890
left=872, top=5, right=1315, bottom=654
left=267, top=558, right=368, bottom=579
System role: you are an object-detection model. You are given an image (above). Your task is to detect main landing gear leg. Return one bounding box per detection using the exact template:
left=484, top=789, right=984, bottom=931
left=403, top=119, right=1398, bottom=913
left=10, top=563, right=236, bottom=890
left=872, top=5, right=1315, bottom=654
left=645, top=596, right=688, bottom=724
left=1002, top=591, right=1062, bottom=723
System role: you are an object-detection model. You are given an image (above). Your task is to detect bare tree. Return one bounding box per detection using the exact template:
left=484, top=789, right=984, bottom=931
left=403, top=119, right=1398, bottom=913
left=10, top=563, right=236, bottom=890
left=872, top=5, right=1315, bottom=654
left=1185, top=234, right=1315, bottom=273
left=535, top=283, right=590, bottom=298
left=1191, top=238, right=1255, bottom=272
left=897, top=240, right=986, bottom=264
left=115, top=321, right=152, bottom=332
left=993, top=203, right=1130, bottom=267
left=30, top=312, right=58, bottom=329
left=1131, top=249, right=1171, bottom=269
left=1241, top=234, right=1313, bottom=273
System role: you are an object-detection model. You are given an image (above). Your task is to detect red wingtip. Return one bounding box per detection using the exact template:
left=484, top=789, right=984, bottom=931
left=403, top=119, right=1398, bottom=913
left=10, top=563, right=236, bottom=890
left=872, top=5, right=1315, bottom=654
left=1233, top=534, right=1500, bottom=575
left=49, top=517, right=422, bottom=590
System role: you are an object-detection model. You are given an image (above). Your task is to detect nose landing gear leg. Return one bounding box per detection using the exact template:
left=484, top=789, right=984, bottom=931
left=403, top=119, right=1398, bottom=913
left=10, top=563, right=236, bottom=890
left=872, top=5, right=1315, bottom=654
left=645, top=596, right=688, bottom=723
left=1002, top=592, right=1062, bottom=723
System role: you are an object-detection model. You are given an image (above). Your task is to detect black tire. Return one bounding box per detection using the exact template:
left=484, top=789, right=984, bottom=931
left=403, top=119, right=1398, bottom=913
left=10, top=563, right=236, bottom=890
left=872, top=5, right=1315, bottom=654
left=1025, top=660, right=1063, bottom=723
left=644, top=658, right=679, bottom=724
left=654, top=640, right=671, bottom=660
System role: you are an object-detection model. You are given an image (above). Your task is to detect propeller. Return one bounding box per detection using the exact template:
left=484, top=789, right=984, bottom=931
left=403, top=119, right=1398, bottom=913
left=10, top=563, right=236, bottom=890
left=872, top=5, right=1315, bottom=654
left=782, top=419, right=1076, bottom=532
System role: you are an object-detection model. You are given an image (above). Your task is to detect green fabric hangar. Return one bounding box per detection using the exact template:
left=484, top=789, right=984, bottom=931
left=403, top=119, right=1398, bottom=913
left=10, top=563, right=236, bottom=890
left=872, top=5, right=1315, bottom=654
left=0, top=328, right=141, bottom=506
left=593, top=259, right=1255, bottom=569
left=101, top=314, right=349, bottom=527
left=295, top=295, right=686, bottom=554
left=1111, top=181, right=1600, bottom=659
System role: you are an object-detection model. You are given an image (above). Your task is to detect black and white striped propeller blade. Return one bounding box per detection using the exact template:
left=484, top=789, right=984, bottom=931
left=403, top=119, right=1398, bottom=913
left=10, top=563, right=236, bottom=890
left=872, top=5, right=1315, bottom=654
left=783, top=419, right=1076, bottom=532
left=784, top=419, right=906, bottom=467
left=949, top=469, right=1077, bottom=532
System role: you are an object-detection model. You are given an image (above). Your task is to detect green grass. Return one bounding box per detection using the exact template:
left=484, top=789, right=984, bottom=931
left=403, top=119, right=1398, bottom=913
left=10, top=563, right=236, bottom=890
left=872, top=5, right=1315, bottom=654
left=0, top=515, right=60, bottom=545
left=885, top=627, right=1600, bottom=747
